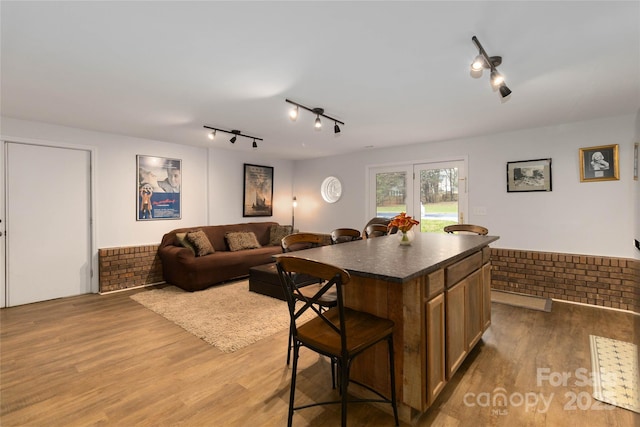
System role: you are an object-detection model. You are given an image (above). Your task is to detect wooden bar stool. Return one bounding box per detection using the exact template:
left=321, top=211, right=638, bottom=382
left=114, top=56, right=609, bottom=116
left=276, top=255, right=399, bottom=427
left=330, top=228, right=362, bottom=244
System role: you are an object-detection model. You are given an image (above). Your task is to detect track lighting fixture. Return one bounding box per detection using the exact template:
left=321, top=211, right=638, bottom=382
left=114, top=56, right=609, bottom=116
left=203, top=126, right=263, bottom=148
left=285, top=99, right=344, bottom=134
left=471, top=36, right=512, bottom=99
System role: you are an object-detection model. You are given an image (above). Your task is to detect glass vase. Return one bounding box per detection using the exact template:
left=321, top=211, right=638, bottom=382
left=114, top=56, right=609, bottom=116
left=398, top=229, right=415, bottom=246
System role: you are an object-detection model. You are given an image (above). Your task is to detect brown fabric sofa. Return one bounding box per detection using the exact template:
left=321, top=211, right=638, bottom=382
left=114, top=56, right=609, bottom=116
left=158, top=222, right=283, bottom=292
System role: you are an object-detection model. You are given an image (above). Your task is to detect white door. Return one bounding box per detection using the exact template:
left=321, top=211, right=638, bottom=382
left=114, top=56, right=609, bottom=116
left=5, top=142, right=92, bottom=306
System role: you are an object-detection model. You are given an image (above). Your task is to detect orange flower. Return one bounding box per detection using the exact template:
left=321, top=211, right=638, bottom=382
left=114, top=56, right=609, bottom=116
left=388, top=212, right=419, bottom=233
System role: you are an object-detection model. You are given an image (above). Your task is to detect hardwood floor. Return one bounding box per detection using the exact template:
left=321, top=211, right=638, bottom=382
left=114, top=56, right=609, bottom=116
left=1, top=288, right=638, bottom=426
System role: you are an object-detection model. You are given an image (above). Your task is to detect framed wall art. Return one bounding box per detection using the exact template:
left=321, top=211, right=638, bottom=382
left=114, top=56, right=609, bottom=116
left=506, top=158, right=552, bottom=192
left=579, top=144, right=619, bottom=182
left=137, top=155, right=181, bottom=220
left=243, top=163, right=273, bottom=217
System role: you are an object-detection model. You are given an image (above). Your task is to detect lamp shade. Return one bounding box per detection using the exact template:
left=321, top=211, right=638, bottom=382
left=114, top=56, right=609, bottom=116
left=499, top=84, right=512, bottom=98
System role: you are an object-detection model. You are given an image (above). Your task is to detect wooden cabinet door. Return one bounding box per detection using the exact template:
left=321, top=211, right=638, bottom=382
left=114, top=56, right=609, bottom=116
left=482, top=263, right=492, bottom=330
left=466, top=270, right=483, bottom=349
left=426, top=293, right=446, bottom=405
left=446, top=280, right=467, bottom=379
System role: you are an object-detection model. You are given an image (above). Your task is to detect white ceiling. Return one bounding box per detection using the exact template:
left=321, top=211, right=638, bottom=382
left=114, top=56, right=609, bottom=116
left=2, top=1, right=639, bottom=160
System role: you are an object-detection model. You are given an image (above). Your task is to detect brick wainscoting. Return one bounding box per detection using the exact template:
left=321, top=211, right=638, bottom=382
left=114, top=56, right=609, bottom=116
left=98, top=244, right=639, bottom=313
left=491, top=248, right=639, bottom=313
left=99, top=245, right=163, bottom=293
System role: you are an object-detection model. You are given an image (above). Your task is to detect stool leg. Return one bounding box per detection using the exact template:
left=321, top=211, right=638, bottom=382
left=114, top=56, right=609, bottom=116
left=388, top=335, right=399, bottom=426
left=286, top=322, right=293, bottom=365
left=288, top=341, right=300, bottom=427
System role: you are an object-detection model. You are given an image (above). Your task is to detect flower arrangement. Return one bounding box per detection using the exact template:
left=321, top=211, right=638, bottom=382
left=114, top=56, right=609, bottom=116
left=388, top=212, right=419, bottom=233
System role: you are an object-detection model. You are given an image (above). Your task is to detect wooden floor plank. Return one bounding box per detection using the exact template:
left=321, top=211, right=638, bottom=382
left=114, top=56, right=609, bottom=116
left=1, top=288, right=638, bottom=426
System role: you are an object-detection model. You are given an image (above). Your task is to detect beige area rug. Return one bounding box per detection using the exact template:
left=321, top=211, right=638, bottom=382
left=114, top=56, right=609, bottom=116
left=130, top=280, right=312, bottom=353
left=589, top=335, right=640, bottom=413
left=491, top=290, right=552, bottom=312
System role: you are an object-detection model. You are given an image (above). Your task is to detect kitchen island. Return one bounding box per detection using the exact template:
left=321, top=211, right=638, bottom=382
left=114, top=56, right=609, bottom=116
left=276, top=231, right=499, bottom=423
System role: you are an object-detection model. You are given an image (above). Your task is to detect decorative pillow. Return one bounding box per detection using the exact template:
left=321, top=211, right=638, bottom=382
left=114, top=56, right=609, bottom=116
left=269, top=224, right=293, bottom=246
left=175, top=232, right=196, bottom=255
left=226, top=231, right=262, bottom=252
left=186, top=230, right=215, bottom=257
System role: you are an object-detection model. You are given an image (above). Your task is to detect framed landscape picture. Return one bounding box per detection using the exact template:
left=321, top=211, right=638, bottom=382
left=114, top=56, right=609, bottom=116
left=579, top=144, right=619, bottom=182
left=137, top=155, right=182, bottom=220
left=506, top=158, right=552, bottom=192
left=243, top=163, right=273, bottom=217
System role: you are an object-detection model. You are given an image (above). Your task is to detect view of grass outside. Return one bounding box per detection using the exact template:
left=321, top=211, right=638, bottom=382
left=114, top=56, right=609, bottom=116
left=422, top=201, right=457, bottom=232
left=377, top=201, right=458, bottom=233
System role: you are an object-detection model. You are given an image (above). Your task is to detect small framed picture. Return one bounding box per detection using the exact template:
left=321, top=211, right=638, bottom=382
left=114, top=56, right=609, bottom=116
left=579, top=144, right=619, bottom=182
left=506, top=158, right=552, bottom=192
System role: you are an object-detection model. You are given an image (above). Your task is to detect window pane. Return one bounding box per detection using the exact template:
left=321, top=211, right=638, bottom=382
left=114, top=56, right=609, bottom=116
left=375, top=171, right=407, bottom=218
left=419, top=168, right=458, bottom=232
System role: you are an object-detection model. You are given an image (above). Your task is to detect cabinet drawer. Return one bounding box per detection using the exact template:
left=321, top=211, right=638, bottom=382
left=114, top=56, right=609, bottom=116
left=445, top=251, right=482, bottom=288
left=423, top=269, right=444, bottom=300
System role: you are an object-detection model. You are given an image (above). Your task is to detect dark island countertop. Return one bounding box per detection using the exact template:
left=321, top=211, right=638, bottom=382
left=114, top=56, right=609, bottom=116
left=275, top=232, right=499, bottom=283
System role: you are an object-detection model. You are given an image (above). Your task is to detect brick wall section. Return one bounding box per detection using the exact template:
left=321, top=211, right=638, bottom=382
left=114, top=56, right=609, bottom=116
left=99, top=245, right=163, bottom=292
left=98, top=243, right=639, bottom=313
left=491, top=248, right=639, bottom=313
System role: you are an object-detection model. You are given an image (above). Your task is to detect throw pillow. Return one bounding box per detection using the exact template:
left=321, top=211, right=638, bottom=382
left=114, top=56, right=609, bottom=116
left=175, top=232, right=196, bottom=255
left=226, top=231, right=262, bottom=252
left=269, top=224, right=293, bottom=246
left=186, top=230, right=215, bottom=257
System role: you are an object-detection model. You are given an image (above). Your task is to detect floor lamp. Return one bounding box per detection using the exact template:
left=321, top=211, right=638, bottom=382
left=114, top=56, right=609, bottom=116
left=292, top=196, right=297, bottom=230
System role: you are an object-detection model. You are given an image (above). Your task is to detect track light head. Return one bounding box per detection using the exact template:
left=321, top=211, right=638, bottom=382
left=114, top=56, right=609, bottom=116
left=289, top=105, right=298, bottom=121
left=252, top=139, right=258, bottom=149
left=230, top=129, right=241, bottom=144
left=315, top=115, right=322, bottom=130
left=471, top=55, right=485, bottom=71
left=499, top=84, right=512, bottom=98
left=334, top=122, right=341, bottom=134
left=490, top=69, right=504, bottom=87
left=208, top=130, right=216, bottom=140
